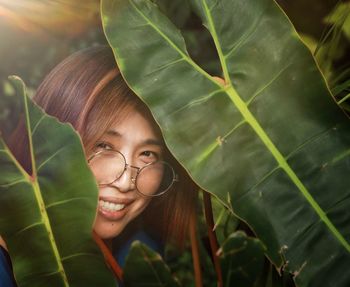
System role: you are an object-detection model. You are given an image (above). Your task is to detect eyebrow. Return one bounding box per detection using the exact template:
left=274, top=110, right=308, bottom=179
left=106, top=130, right=122, bottom=137
left=105, top=129, right=163, bottom=146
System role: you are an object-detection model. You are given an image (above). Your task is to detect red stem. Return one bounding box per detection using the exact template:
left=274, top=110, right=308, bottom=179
left=190, top=211, right=203, bottom=287
left=92, top=230, right=123, bottom=282
left=203, top=191, right=223, bottom=287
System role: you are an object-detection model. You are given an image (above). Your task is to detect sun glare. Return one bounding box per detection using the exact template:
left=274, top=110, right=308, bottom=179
left=0, top=0, right=99, bottom=37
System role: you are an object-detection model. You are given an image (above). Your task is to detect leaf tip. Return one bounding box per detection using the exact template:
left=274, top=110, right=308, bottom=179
left=8, top=75, right=22, bottom=83
left=7, top=75, right=26, bottom=91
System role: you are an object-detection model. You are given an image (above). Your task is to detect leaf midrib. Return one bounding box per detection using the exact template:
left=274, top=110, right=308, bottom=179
left=123, top=0, right=350, bottom=251
left=201, top=0, right=350, bottom=252
left=21, top=78, right=69, bottom=285
left=128, top=0, right=221, bottom=87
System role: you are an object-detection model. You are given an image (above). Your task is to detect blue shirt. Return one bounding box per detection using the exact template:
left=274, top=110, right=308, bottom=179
left=0, top=247, right=16, bottom=287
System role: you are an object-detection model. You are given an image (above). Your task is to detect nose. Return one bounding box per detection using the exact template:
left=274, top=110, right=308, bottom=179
left=110, top=165, right=136, bottom=193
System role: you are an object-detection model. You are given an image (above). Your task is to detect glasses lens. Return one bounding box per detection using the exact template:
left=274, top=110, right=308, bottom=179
left=89, top=151, right=125, bottom=185
left=136, top=161, right=175, bottom=196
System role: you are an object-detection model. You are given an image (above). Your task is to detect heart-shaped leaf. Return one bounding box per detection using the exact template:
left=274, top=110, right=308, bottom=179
left=101, top=0, right=350, bottom=286
left=123, top=241, right=180, bottom=287
left=0, top=76, right=116, bottom=286
left=219, top=231, right=266, bottom=287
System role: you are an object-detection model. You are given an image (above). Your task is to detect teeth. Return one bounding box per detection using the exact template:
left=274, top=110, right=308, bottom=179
left=99, top=200, right=125, bottom=212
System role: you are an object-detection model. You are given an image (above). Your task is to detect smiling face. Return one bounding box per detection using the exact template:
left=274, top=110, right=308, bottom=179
left=89, top=108, right=164, bottom=239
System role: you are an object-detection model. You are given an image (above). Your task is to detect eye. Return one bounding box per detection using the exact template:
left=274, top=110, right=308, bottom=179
left=139, top=150, right=159, bottom=163
left=94, top=141, right=113, bottom=151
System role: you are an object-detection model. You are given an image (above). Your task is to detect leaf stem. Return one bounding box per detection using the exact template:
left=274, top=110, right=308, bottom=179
left=189, top=211, right=203, bottom=287
left=201, top=0, right=232, bottom=86
left=93, top=231, right=123, bottom=281
left=12, top=77, right=69, bottom=285
left=337, top=92, right=350, bottom=105
left=127, top=0, right=221, bottom=87
left=20, top=78, right=37, bottom=178
left=203, top=191, right=223, bottom=287
left=32, top=180, right=69, bottom=285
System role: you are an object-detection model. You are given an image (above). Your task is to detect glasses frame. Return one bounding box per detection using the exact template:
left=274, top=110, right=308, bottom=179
left=88, top=150, right=178, bottom=197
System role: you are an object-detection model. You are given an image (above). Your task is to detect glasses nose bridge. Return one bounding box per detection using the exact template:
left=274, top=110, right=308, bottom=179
left=124, top=163, right=141, bottom=182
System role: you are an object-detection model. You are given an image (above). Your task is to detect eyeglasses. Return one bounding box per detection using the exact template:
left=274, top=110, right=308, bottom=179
left=88, top=150, right=178, bottom=197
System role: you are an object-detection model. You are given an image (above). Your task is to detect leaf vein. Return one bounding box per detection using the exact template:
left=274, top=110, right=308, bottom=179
left=144, top=58, right=185, bottom=78
left=330, top=148, right=350, bottom=165
left=0, top=178, right=27, bottom=188
left=14, top=221, right=44, bottom=237
left=139, top=245, right=163, bottom=286
left=201, top=0, right=349, bottom=252
left=128, top=0, right=219, bottom=86
left=37, top=147, right=65, bottom=172
left=225, top=85, right=350, bottom=252
left=223, top=8, right=266, bottom=60
left=194, top=120, right=246, bottom=168
left=285, top=125, right=337, bottom=160
left=246, top=63, right=292, bottom=106
left=46, top=197, right=90, bottom=209
left=170, top=88, right=223, bottom=116
left=61, top=253, right=99, bottom=262
left=31, top=115, right=46, bottom=136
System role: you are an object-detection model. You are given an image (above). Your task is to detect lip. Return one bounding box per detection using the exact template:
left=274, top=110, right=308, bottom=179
left=99, top=196, right=134, bottom=205
left=98, top=196, right=134, bottom=221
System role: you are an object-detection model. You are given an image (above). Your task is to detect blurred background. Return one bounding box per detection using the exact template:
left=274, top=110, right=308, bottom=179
left=0, top=0, right=349, bottom=104
left=0, top=1, right=106, bottom=97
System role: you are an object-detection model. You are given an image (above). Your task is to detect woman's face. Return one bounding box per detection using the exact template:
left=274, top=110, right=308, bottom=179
left=89, top=108, right=164, bottom=239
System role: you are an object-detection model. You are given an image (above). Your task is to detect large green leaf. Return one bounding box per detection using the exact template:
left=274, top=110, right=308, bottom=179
left=123, top=241, right=180, bottom=287
left=219, top=231, right=266, bottom=287
left=101, top=0, right=350, bottom=286
left=0, top=77, right=116, bottom=286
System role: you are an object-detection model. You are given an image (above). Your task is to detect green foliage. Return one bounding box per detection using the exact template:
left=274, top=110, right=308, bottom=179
left=124, top=229, right=294, bottom=287
left=101, top=0, right=350, bottom=286
left=315, top=3, right=350, bottom=83
left=0, top=1, right=350, bottom=286
left=165, top=230, right=217, bottom=286
left=297, top=1, right=350, bottom=108
left=324, top=2, right=350, bottom=41
left=219, top=231, right=266, bottom=287
left=124, top=241, right=180, bottom=286
left=321, top=3, right=350, bottom=107
left=0, top=77, right=115, bottom=286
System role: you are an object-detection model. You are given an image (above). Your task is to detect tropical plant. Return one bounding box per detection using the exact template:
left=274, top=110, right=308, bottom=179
left=0, top=77, right=116, bottom=286
left=295, top=1, right=350, bottom=110
left=101, top=0, right=350, bottom=286
left=1, top=0, right=350, bottom=286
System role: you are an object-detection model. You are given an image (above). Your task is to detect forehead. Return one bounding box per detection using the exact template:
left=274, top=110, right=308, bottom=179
left=105, top=109, right=163, bottom=144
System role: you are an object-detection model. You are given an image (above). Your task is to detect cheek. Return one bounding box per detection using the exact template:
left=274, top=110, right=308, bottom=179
left=137, top=165, right=165, bottom=195
left=132, top=197, right=152, bottom=216
left=93, top=198, right=153, bottom=239
left=138, top=178, right=162, bottom=195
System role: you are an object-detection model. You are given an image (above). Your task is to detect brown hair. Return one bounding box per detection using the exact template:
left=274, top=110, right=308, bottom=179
left=11, top=46, right=197, bottom=246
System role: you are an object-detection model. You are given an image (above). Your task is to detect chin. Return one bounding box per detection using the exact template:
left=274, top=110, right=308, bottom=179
left=93, top=220, right=125, bottom=239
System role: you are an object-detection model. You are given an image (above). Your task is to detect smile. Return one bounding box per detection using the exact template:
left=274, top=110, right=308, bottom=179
left=97, top=196, right=133, bottom=221
left=99, top=199, right=125, bottom=212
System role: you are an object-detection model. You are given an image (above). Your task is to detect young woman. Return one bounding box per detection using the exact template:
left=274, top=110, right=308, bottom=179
left=0, top=45, right=198, bottom=284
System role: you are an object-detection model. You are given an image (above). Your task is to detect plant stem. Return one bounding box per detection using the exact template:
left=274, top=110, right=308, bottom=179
left=190, top=211, right=203, bottom=287
left=93, top=230, right=123, bottom=282
left=203, top=191, right=223, bottom=287
left=338, top=92, right=350, bottom=104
